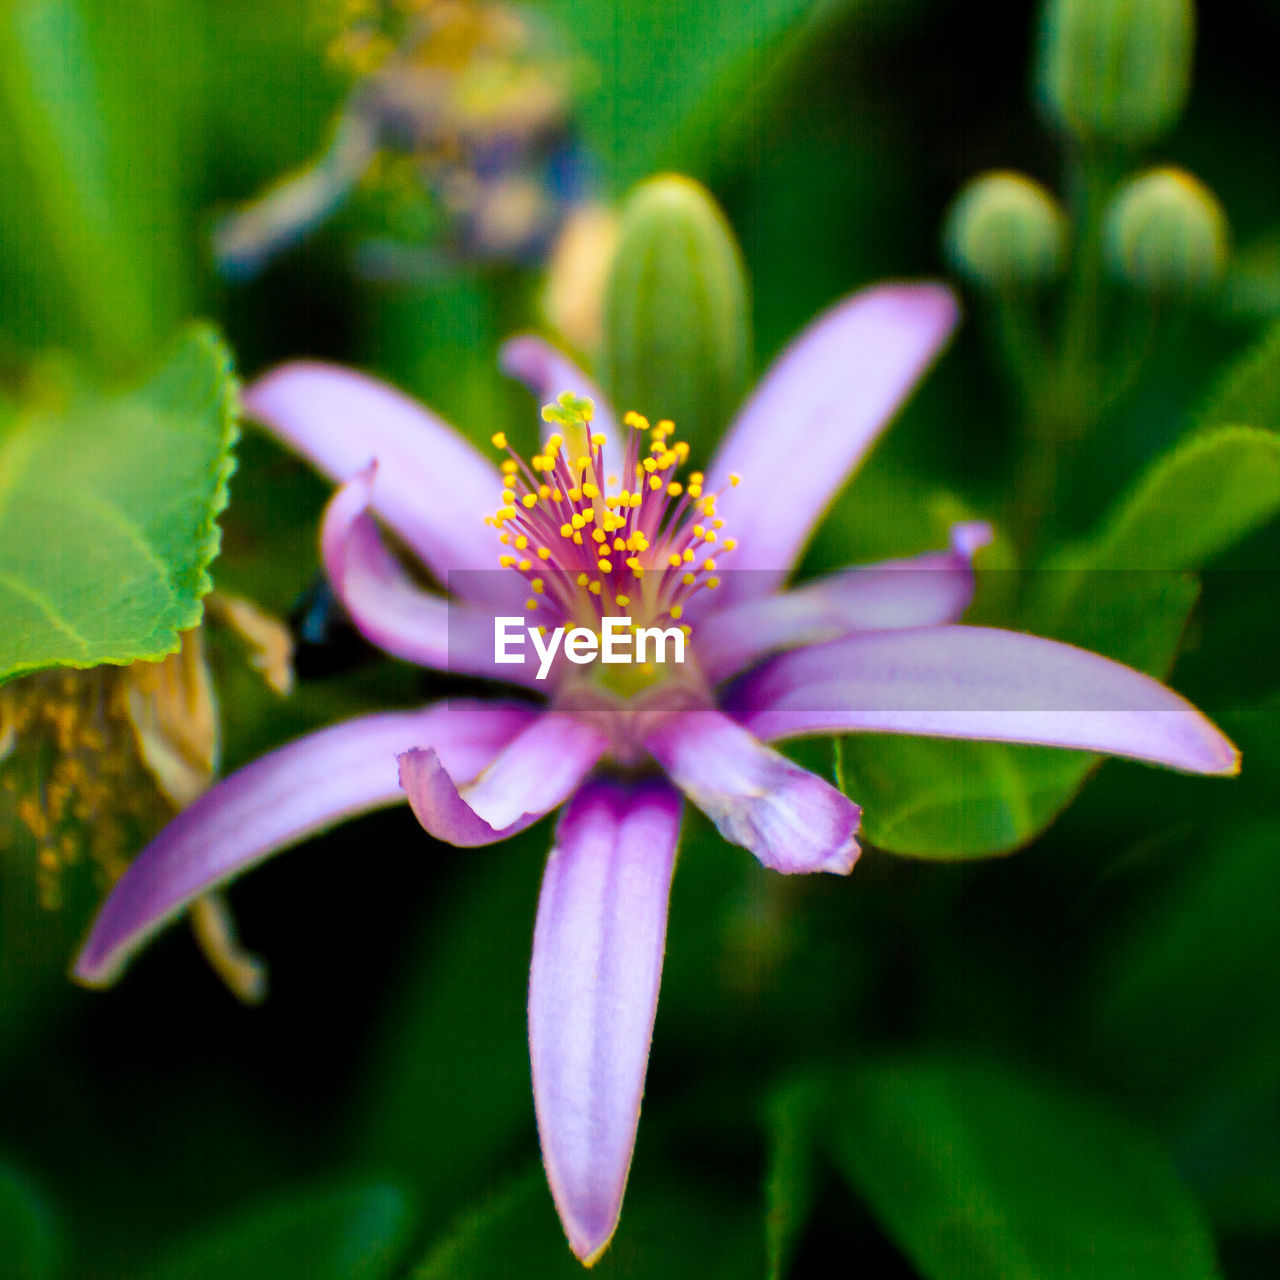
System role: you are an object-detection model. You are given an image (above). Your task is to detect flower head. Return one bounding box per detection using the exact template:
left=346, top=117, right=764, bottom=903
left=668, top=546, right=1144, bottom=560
left=72, top=282, right=1237, bottom=1264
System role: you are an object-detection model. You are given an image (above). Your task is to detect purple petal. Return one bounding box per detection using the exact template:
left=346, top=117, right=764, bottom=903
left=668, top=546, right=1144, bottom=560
left=696, top=521, right=992, bottom=683
left=73, top=702, right=538, bottom=986
left=529, top=777, right=682, bottom=1264
left=730, top=626, right=1241, bottom=776
left=644, top=709, right=860, bottom=874
left=320, top=469, right=539, bottom=685
left=243, top=362, right=500, bottom=589
left=705, top=284, right=959, bottom=602
left=398, top=711, right=609, bottom=846
left=499, top=335, right=624, bottom=481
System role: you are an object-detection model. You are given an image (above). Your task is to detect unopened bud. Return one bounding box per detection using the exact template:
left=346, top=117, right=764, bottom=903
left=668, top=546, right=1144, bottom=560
left=944, top=172, right=1068, bottom=288
left=601, top=175, right=750, bottom=452
left=1037, top=0, right=1194, bottom=147
left=1103, top=167, right=1228, bottom=294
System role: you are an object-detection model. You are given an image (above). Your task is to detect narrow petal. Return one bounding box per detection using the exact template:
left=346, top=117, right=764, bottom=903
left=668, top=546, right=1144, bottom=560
left=705, top=284, right=959, bottom=601
left=73, top=702, right=538, bottom=987
left=321, top=469, right=539, bottom=685
left=242, top=362, right=500, bottom=587
left=644, top=709, right=860, bottom=874
left=399, top=711, right=609, bottom=846
left=499, top=335, right=624, bottom=481
left=729, top=626, right=1241, bottom=776
left=529, top=777, right=682, bottom=1265
left=696, top=522, right=991, bottom=683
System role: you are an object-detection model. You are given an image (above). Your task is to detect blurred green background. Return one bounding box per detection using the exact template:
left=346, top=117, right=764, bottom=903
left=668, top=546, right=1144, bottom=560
left=1, top=1, right=1279, bottom=1276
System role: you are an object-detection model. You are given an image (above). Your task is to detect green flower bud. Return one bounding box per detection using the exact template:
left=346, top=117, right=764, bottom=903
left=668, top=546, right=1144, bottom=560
left=1103, top=167, right=1228, bottom=294
left=601, top=174, right=750, bottom=453
left=1036, top=0, right=1195, bottom=147
left=943, top=171, right=1068, bottom=289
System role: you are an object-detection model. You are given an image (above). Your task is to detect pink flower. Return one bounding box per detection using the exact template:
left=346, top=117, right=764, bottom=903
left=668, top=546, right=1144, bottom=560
left=74, top=283, right=1237, bottom=1263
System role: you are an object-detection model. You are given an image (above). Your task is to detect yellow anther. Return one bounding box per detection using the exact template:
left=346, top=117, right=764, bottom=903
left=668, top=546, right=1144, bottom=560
left=682, top=572, right=696, bottom=586
left=687, top=485, right=703, bottom=499
left=713, top=519, right=724, bottom=529
left=526, top=598, right=538, bottom=611
left=642, top=458, right=657, bottom=473
left=498, top=532, right=510, bottom=545
left=501, top=459, right=518, bottom=474
left=613, top=537, right=626, bottom=552
left=576, top=456, right=590, bottom=471
left=590, top=432, right=606, bottom=447
left=706, top=576, right=721, bottom=589
left=538, top=484, right=551, bottom=499
left=640, top=662, right=655, bottom=675
left=689, top=471, right=704, bottom=485
left=531, top=579, right=545, bottom=594
left=537, top=547, right=552, bottom=560
left=656, top=419, right=674, bottom=433
left=569, top=488, right=583, bottom=502
left=624, top=411, right=649, bottom=429
left=626, top=556, right=642, bottom=572
left=668, top=553, right=682, bottom=567
left=552, top=489, right=563, bottom=501
left=573, top=533, right=583, bottom=545
left=693, top=524, right=705, bottom=538
left=669, top=604, right=684, bottom=620
left=546, top=433, right=564, bottom=449
left=723, top=538, right=737, bottom=551
left=592, top=528, right=607, bottom=544
left=571, top=512, right=587, bottom=529
left=649, top=476, right=662, bottom=491
left=667, top=481, right=683, bottom=497
left=683, top=549, right=695, bottom=563
left=598, top=559, right=613, bottom=573
left=518, top=559, right=532, bottom=571
left=703, top=558, right=717, bottom=571
left=588, top=581, right=602, bottom=595
left=704, top=531, right=717, bottom=543
left=577, top=572, right=590, bottom=587
left=729, top=473, right=741, bottom=487
left=582, top=482, right=600, bottom=499
left=615, top=594, right=631, bottom=607
left=522, top=494, right=538, bottom=509
left=629, top=493, right=642, bottom=507
left=499, top=554, right=516, bottom=568
left=560, top=522, right=573, bottom=537
left=515, top=535, right=528, bottom=550
left=679, top=624, right=692, bottom=638
left=491, top=432, right=507, bottom=449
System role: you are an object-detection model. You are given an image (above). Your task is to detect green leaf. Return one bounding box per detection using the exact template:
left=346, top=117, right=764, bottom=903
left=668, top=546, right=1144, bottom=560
left=1061, top=426, right=1280, bottom=573
left=763, top=1077, right=824, bottom=1280
left=838, top=426, right=1280, bottom=857
left=413, top=1169, right=760, bottom=1279
left=143, top=1184, right=413, bottom=1280
left=1196, top=315, right=1280, bottom=433
left=827, top=1056, right=1218, bottom=1280
left=0, top=1164, right=61, bottom=1280
left=0, top=0, right=188, bottom=367
left=0, top=327, right=238, bottom=681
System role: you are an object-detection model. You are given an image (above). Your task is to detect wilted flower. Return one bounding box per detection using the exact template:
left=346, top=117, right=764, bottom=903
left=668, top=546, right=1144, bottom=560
left=3, top=600, right=291, bottom=1001
left=74, top=283, right=1237, bottom=1262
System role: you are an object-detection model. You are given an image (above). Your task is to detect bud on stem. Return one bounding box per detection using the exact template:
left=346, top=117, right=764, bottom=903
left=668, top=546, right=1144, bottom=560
left=601, top=175, right=750, bottom=452
left=1036, top=0, right=1195, bottom=148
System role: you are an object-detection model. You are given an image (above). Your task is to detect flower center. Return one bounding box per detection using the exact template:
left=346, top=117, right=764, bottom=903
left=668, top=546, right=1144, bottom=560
left=485, top=393, right=740, bottom=678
